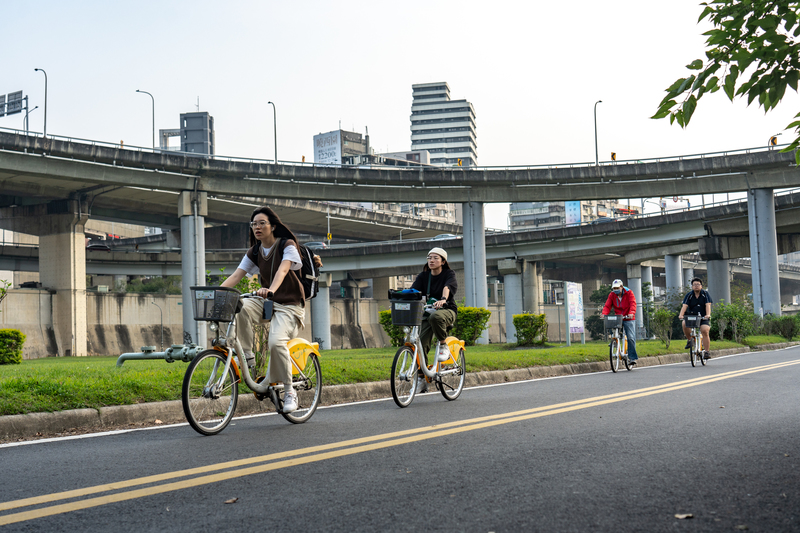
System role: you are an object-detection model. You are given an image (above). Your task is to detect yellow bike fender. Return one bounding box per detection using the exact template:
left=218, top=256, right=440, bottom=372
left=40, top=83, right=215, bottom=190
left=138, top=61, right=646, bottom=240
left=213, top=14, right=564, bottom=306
left=441, top=336, right=465, bottom=365
left=287, top=338, right=321, bottom=375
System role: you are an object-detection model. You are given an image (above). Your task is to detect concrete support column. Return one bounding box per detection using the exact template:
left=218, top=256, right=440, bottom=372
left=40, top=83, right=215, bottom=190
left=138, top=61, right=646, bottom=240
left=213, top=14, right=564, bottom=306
left=40, top=218, right=88, bottom=356
left=522, top=260, right=542, bottom=314
left=370, top=276, right=396, bottom=300
left=707, top=259, right=731, bottom=305
left=462, top=201, right=488, bottom=344
left=179, top=190, right=207, bottom=347
left=0, top=200, right=89, bottom=356
left=665, top=254, right=683, bottom=298
left=310, top=273, right=333, bottom=351
left=498, top=259, right=523, bottom=344
left=626, top=264, right=643, bottom=332
left=748, top=188, right=781, bottom=315
left=683, top=267, right=695, bottom=287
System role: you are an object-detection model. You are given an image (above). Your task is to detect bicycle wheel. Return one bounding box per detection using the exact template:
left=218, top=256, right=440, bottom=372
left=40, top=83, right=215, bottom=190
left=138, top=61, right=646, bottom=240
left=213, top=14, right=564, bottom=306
left=282, top=353, right=322, bottom=424
left=699, top=338, right=707, bottom=366
left=690, top=336, right=698, bottom=367
left=439, top=348, right=466, bottom=401
left=609, top=339, right=619, bottom=373
left=182, top=349, right=239, bottom=436
left=391, top=346, right=418, bottom=407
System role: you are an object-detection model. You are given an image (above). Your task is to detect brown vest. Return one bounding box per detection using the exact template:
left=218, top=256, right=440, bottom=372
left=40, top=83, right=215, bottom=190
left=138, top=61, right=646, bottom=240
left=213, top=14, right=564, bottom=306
left=248, top=240, right=304, bottom=307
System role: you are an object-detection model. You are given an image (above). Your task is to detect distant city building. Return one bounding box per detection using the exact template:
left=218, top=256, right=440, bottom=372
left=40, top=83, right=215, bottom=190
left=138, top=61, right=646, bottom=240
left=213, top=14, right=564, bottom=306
left=410, top=82, right=477, bottom=167
left=313, top=129, right=369, bottom=165
left=509, top=200, right=639, bottom=229
left=158, top=111, right=215, bottom=155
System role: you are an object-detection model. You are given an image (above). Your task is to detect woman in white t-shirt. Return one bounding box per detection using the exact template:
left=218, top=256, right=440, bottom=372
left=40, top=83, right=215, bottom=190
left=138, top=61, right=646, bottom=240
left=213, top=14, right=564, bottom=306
left=221, top=206, right=314, bottom=413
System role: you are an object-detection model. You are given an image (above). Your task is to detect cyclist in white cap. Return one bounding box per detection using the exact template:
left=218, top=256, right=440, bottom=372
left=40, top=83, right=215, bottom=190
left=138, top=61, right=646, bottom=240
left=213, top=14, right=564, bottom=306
left=410, top=247, right=458, bottom=392
left=601, top=279, right=639, bottom=365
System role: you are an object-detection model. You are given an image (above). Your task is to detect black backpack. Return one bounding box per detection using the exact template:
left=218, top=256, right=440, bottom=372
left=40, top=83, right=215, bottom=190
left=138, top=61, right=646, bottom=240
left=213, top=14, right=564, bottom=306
left=249, top=239, right=320, bottom=300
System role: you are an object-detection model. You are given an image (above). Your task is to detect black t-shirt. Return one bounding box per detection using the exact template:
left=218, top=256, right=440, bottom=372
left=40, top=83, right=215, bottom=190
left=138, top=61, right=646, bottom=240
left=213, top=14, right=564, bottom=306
left=683, top=289, right=712, bottom=315
left=411, top=268, right=458, bottom=313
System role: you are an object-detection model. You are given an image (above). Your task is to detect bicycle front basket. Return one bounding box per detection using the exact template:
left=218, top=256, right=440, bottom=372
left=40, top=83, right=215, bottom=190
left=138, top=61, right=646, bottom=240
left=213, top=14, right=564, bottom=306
left=190, top=286, right=240, bottom=322
left=684, top=315, right=701, bottom=328
left=390, top=299, right=425, bottom=326
left=604, top=315, right=622, bottom=330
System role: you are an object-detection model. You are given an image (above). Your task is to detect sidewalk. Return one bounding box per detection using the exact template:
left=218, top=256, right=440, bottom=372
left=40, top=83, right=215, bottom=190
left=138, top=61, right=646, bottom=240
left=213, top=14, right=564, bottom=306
left=1, top=344, right=785, bottom=443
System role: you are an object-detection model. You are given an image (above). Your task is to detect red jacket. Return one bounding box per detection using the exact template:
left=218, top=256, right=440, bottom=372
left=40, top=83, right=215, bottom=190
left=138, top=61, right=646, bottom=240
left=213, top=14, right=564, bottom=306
left=602, top=288, right=636, bottom=321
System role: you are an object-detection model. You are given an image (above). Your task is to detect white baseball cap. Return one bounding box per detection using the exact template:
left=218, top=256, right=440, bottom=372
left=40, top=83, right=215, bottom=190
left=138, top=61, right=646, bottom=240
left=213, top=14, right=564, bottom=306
left=612, top=279, right=623, bottom=288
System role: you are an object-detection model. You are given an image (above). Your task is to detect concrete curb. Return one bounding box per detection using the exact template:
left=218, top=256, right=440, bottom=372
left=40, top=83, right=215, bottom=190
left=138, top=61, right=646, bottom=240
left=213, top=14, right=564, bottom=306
left=0, top=345, right=762, bottom=442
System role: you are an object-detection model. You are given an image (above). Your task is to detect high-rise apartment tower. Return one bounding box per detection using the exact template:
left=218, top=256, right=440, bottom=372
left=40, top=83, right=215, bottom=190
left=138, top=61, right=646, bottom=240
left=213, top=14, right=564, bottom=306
left=410, top=82, right=477, bottom=167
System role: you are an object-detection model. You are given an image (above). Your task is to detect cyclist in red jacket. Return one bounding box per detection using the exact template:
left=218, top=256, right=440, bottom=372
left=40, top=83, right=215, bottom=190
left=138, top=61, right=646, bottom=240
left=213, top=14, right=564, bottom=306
left=601, top=279, right=638, bottom=365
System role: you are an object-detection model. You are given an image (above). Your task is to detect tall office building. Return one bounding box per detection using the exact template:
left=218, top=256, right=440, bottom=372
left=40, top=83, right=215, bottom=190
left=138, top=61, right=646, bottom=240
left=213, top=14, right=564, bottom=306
left=410, top=82, right=477, bottom=167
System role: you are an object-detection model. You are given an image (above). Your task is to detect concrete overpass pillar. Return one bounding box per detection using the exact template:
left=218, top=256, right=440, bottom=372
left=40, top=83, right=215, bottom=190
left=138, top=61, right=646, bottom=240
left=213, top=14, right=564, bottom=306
left=626, top=264, right=643, bottom=332
left=498, top=259, right=523, bottom=344
left=179, top=190, right=207, bottom=347
left=683, top=267, right=695, bottom=287
left=707, top=259, right=731, bottom=305
left=310, top=273, right=333, bottom=351
left=0, top=199, right=89, bottom=356
left=522, top=260, right=542, bottom=314
left=665, top=254, right=683, bottom=297
left=462, top=202, right=488, bottom=344
left=371, top=276, right=396, bottom=298
left=748, top=188, right=781, bottom=315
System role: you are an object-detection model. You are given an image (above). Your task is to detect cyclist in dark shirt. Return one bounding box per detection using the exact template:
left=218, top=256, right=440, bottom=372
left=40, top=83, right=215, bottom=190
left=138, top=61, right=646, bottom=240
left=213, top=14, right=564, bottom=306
left=410, top=247, right=458, bottom=392
left=678, top=277, right=713, bottom=359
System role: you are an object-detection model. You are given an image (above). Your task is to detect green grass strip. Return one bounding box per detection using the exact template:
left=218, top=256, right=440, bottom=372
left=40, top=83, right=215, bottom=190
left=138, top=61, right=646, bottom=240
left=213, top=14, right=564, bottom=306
left=0, top=338, right=758, bottom=416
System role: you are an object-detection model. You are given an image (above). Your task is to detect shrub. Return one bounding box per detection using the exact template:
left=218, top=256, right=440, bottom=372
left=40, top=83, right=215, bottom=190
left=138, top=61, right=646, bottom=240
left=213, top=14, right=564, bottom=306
left=512, top=313, right=548, bottom=346
left=0, top=329, right=25, bottom=365
left=378, top=310, right=405, bottom=347
left=585, top=314, right=605, bottom=340
left=453, top=307, right=491, bottom=346
left=651, top=308, right=674, bottom=349
left=774, top=315, right=799, bottom=341
left=710, top=300, right=756, bottom=343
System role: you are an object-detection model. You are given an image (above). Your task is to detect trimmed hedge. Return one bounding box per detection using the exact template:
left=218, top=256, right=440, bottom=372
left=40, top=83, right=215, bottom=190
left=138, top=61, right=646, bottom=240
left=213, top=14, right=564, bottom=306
left=0, top=329, right=25, bottom=365
left=512, top=313, right=548, bottom=346
left=378, top=309, right=406, bottom=347
left=453, top=307, right=491, bottom=346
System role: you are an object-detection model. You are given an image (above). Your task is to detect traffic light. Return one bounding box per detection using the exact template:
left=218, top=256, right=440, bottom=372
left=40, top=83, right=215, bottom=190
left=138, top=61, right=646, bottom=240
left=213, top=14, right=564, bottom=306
left=611, top=152, right=616, bottom=161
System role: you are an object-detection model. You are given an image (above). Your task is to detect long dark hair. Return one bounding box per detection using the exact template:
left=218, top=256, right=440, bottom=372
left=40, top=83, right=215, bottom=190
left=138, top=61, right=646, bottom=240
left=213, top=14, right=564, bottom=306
left=249, top=206, right=299, bottom=248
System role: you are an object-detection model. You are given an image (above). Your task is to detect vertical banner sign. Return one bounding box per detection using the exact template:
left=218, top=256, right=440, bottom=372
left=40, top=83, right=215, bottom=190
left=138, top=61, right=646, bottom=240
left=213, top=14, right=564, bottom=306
left=565, top=201, right=582, bottom=225
left=566, top=282, right=584, bottom=333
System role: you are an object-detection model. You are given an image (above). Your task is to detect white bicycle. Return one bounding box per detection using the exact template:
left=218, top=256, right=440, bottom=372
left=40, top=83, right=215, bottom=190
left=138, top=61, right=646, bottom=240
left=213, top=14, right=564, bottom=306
left=181, top=286, right=322, bottom=436
left=388, top=294, right=466, bottom=407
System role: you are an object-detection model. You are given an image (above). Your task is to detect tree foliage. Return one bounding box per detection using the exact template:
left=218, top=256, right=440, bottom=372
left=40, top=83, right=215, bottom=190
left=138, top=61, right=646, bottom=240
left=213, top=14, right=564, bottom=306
left=653, top=0, right=800, bottom=162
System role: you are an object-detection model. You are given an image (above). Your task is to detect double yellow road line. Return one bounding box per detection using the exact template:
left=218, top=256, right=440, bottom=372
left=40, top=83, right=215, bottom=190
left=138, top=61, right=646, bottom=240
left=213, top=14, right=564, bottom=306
left=2, top=358, right=798, bottom=525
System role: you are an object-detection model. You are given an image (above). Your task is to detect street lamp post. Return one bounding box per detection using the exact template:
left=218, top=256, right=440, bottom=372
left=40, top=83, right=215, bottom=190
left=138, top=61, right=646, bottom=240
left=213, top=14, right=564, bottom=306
left=268, top=101, right=277, bottom=164
left=594, top=100, right=602, bottom=166
left=34, top=68, right=47, bottom=137
left=136, top=90, right=155, bottom=149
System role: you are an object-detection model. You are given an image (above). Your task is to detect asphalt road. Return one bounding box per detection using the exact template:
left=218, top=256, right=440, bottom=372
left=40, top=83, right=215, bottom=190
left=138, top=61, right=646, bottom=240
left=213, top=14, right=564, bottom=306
left=2, top=347, right=799, bottom=532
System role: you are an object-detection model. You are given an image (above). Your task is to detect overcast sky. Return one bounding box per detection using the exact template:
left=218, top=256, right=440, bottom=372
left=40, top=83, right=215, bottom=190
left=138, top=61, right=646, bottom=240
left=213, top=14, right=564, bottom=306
left=3, top=0, right=798, bottom=229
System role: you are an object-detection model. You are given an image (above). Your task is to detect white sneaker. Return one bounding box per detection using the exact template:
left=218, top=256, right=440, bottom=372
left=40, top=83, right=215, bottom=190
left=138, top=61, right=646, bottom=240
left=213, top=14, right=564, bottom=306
left=283, top=390, right=298, bottom=413
left=416, top=376, right=429, bottom=393
left=436, top=344, right=450, bottom=362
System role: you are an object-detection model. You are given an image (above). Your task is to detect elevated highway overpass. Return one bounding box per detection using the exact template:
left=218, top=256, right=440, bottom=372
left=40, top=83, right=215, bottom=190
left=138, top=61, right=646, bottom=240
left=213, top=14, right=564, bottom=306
left=1, top=129, right=798, bottom=354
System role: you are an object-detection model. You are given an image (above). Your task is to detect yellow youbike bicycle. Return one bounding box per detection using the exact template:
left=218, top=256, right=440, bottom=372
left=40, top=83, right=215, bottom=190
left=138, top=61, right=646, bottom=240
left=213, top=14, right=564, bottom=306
left=181, top=286, right=322, bottom=436
left=388, top=292, right=466, bottom=407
